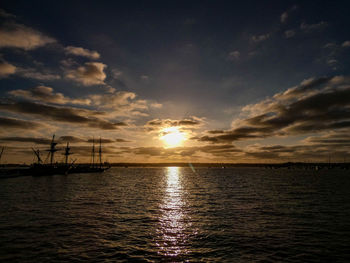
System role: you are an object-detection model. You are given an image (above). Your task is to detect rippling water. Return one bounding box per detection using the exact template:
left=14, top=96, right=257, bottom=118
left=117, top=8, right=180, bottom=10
left=0, top=167, right=349, bottom=262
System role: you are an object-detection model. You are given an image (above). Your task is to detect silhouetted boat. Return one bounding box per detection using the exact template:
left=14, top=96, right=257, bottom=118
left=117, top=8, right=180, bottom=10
left=28, top=135, right=110, bottom=176
left=67, top=137, right=110, bottom=174
left=29, top=135, right=70, bottom=176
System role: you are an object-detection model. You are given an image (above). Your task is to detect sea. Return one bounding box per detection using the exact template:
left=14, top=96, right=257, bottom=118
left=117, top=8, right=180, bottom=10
left=0, top=167, right=349, bottom=262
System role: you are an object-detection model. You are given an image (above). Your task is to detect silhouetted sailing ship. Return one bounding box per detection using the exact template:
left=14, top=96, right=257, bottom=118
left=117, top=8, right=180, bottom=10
left=30, top=135, right=110, bottom=176
left=68, top=137, right=111, bottom=174
left=29, top=135, right=68, bottom=176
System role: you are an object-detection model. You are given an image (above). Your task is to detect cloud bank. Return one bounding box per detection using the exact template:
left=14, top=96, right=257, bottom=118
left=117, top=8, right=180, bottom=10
left=197, top=76, right=350, bottom=143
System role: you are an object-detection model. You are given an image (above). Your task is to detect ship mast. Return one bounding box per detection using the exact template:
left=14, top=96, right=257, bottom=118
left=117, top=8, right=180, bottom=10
left=48, top=135, right=58, bottom=165
left=91, top=137, right=95, bottom=168
left=99, top=137, right=102, bottom=169
left=0, top=147, right=4, bottom=165
left=64, top=142, right=71, bottom=165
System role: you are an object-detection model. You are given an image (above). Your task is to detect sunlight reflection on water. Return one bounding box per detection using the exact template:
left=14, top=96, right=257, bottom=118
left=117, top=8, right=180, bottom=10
left=157, top=167, right=190, bottom=257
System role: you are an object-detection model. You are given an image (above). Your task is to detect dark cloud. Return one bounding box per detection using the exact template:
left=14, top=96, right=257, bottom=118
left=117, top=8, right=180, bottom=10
left=130, top=144, right=240, bottom=157
left=87, top=138, right=115, bottom=144
left=0, top=136, right=51, bottom=144
left=0, top=116, right=42, bottom=129
left=0, top=100, right=127, bottom=130
left=146, top=117, right=203, bottom=128
left=9, top=86, right=90, bottom=105
left=230, top=138, right=350, bottom=161
left=196, top=135, right=220, bottom=143
left=303, top=132, right=350, bottom=146
left=178, top=120, right=201, bottom=126
left=275, top=77, right=332, bottom=100
left=59, top=136, right=86, bottom=143
left=68, top=145, right=117, bottom=155
left=207, top=130, right=225, bottom=134
left=197, top=127, right=266, bottom=143
left=146, top=119, right=163, bottom=126
left=0, top=135, right=111, bottom=145
left=116, top=138, right=131, bottom=143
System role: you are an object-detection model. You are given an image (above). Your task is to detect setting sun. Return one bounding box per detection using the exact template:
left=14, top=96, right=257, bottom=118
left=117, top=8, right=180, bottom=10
left=160, top=127, right=187, bottom=148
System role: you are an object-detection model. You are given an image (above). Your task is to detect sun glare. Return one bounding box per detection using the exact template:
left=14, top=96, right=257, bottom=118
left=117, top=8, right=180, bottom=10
left=160, top=127, right=186, bottom=148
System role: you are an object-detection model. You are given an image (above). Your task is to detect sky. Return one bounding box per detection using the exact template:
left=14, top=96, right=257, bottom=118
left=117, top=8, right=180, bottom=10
left=0, top=0, right=350, bottom=163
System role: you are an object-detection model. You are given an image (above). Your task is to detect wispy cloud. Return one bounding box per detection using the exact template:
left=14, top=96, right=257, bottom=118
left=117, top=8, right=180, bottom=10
left=65, top=62, right=106, bottom=86
left=300, top=21, right=328, bottom=32
left=112, top=69, right=123, bottom=79
left=227, top=50, right=240, bottom=60
left=0, top=9, right=16, bottom=18
left=16, top=67, right=60, bottom=80
left=88, top=90, right=162, bottom=117
left=0, top=60, right=16, bottom=78
left=9, top=86, right=90, bottom=105
left=65, top=46, right=100, bottom=59
left=342, top=41, right=350, bottom=47
left=140, top=75, right=149, bottom=80
left=280, top=5, right=297, bottom=23
left=284, top=29, right=296, bottom=38
left=280, top=12, right=288, bottom=23
left=0, top=22, right=55, bottom=50
left=251, top=33, right=270, bottom=43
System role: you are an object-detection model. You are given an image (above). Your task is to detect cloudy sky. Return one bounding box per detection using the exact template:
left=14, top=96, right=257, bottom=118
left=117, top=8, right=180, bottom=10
left=0, top=1, right=350, bottom=163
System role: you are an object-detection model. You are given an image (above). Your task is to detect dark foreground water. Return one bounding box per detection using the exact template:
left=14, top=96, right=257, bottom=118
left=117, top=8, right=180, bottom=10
left=0, top=167, right=349, bottom=262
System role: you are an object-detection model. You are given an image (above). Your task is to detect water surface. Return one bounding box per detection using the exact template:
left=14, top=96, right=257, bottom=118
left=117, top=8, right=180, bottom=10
left=0, top=167, right=349, bottom=262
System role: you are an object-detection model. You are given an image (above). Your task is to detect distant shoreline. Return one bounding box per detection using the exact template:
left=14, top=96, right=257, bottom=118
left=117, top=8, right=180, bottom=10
left=2, top=162, right=350, bottom=168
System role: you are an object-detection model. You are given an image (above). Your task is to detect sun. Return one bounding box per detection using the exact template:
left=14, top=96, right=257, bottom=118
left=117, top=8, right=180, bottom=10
left=160, top=127, right=187, bottom=148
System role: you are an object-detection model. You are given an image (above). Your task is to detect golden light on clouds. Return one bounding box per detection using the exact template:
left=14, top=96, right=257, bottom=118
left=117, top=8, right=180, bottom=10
left=160, top=127, right=187, bottom=148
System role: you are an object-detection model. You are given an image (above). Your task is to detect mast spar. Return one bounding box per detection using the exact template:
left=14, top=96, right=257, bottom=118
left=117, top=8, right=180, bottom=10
left=32, top=148, right=42, bottom=164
